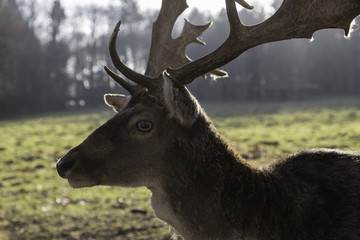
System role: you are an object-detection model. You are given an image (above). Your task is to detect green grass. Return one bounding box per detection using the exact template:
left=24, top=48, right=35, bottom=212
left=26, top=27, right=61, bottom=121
left=0, top=110, right=171, bottom=239
left=204, top=98, right=360, bottom=165
left=0, top=98, right=359, bottom=239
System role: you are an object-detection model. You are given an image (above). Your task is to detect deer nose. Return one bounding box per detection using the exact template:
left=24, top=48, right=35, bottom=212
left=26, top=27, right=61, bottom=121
left=57, top=155, right=76, bottom=178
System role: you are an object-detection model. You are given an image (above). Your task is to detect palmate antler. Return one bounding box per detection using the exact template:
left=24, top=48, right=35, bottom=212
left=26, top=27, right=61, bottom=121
left=105, top=0, right=360, bottom=92
left=168, top=0, right=360, bottom=84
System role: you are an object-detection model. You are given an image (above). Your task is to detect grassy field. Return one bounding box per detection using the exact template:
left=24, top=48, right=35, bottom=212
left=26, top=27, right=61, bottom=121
left=0, top=98, right=359, bottom=239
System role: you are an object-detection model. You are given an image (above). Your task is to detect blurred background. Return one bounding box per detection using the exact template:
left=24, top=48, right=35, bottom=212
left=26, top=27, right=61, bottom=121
left=1, top=0, right=359, bottom=118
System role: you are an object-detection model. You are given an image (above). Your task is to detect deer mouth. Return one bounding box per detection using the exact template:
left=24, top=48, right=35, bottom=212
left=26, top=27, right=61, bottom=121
left=67, top=178, right=97, bottom=188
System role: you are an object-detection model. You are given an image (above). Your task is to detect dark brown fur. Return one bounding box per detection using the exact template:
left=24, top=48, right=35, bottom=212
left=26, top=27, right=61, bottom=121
left=159, top=112, right=360, bottom=239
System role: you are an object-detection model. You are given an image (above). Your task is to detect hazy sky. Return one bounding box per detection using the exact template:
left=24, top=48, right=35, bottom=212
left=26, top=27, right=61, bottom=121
left=60, top=0, right=276, bottom=16
left=137, top=0, right=275, bottom=15
left=34, top=0, right=276, bottom=40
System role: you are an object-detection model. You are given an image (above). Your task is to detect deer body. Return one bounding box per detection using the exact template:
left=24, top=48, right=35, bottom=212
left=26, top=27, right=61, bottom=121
left=147, top=110, right=360, bottom=240
left=58, top=84, right=360, bottom=239
left=56, top=0, right=360, bottom=239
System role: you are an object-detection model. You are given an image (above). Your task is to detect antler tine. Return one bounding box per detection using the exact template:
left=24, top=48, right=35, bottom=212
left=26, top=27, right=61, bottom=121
left=108, top=21, right=159, bottom=92
left=167, top=0, right=245, bottom=84
left=103, top=66, right=136, bottom=94
left=235, top=0, right=254, bottom=10
left=168, top=0, right=360, bottom=84
left=227, top=0, right=245, bottom=32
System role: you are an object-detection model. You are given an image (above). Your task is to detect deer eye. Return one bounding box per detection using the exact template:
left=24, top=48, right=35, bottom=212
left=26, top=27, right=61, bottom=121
left=136, top=120, right=152, bottom=132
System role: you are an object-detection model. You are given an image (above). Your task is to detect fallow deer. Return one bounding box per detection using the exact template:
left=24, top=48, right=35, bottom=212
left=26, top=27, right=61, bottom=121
left=57, top=0, right=360, bottom=239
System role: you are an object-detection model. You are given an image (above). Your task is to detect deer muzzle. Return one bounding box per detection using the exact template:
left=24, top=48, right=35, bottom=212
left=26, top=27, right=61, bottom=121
left=56, top=146, right=100, bottom=188
left=57, top=153, right=76, bottom=179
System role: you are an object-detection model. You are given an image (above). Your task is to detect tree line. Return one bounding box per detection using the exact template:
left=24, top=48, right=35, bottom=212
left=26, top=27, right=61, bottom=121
left=0, top=0, right=359, bottom=117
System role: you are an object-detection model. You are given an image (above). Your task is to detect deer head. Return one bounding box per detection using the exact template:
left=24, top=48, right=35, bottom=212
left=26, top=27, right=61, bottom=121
left=57, top=0, right=360, bottom=238
left=56, top=71, right=203, bottom=188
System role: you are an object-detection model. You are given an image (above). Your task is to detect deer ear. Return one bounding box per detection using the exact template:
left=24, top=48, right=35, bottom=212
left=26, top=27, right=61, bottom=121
left=162, top=73, right=201, bottom=126
left=104, top=94, right=130, bottom=112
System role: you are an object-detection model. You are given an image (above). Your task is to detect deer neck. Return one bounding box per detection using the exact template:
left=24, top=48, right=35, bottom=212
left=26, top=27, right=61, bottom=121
left=148, top=115, right=266, bottom=239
